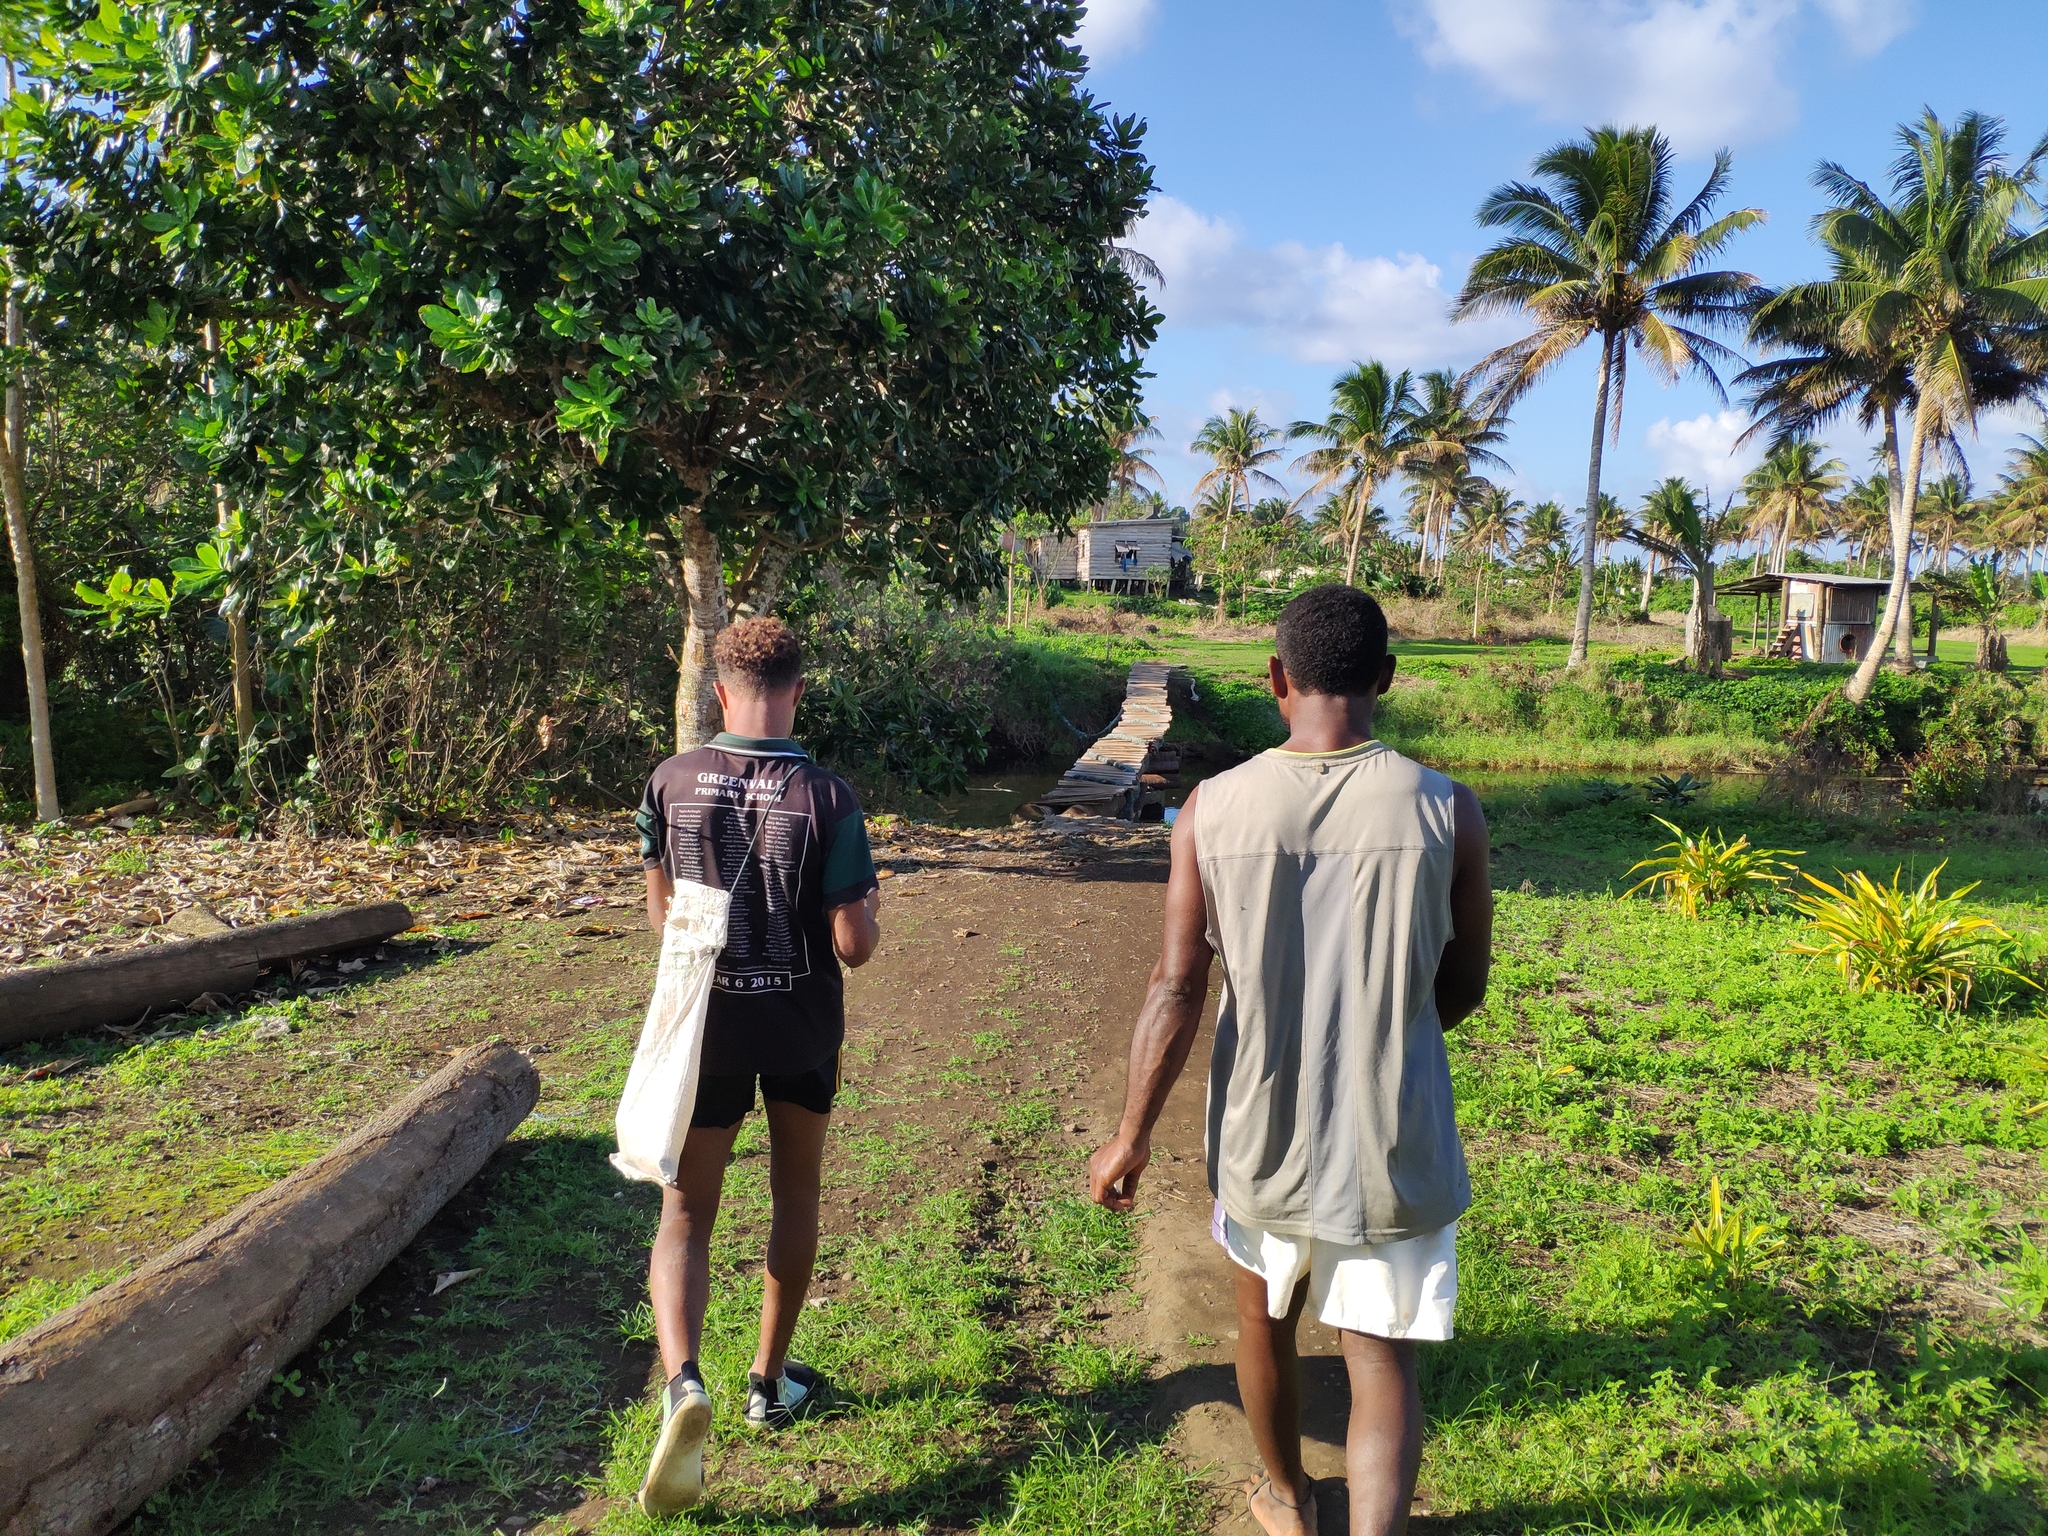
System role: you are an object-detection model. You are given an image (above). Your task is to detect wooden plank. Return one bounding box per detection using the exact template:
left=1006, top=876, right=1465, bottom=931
left=0, top=1042, right=539, bottom=1536
left=0, top=902, right=415, bottom=1047
left=1043, top=662, right=1175, bottom=819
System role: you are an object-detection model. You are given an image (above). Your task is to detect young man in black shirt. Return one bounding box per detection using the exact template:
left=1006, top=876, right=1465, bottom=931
left=632, top=616, right=881, bottom=1514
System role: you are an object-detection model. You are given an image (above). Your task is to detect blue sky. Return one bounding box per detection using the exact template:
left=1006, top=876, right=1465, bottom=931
left=1075, top=0, right=2048, bottom=523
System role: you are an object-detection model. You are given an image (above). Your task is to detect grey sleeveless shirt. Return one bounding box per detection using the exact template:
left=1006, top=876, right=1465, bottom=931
left=1194, top=741, right=1470, bottom=1244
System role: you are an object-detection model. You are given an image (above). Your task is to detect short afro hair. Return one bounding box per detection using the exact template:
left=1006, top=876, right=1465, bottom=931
left=714, top=615, right=803, bottom=694
left=1274, top=585, right=1390, bottom=697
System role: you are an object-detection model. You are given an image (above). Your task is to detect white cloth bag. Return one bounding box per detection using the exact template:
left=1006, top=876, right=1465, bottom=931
left=610, top=878, right=736, bottom=1186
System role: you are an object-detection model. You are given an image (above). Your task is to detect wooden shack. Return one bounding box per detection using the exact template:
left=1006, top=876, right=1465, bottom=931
left=1721, top=571, right=1891, bottom=662
left=1028, top=517, right=1186, bottom=590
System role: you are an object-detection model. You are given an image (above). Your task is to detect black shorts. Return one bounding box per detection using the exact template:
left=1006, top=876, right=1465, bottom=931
left=690, top=1054, right=840, bottom=1129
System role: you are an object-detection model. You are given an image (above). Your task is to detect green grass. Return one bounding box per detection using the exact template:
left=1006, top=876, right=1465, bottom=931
left=1361, top=782, right=2048, bottom=1531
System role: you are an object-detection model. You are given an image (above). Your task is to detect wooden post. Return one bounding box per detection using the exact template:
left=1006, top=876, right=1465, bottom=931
left=0, top=1043, right=539, bottom=1536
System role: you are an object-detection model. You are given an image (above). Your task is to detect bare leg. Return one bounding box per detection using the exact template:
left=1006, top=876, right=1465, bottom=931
left=649, top=1120, right=742, bottom=1379
left=752, top=1097, right=830, bottom=1379
left=1231, top=1265, right=1315, bottom=1536
left=1340, top=1331, right=1422, bottom=1536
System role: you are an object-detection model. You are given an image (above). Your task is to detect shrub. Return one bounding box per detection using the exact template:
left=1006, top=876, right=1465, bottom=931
left=1624, top=817, right=1802, bottom=918
left=1682, top=1174, right=1783, bottom=1290
left=1787, top=862, right=2019, bottom=1010
left=795, top=587, right=1000, bottom=797
left=1901, top=673, right=2043, bottom=811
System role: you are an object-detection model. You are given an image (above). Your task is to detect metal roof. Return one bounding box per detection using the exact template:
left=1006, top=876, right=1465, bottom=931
left=1718, top=571, right=1899, bottom=596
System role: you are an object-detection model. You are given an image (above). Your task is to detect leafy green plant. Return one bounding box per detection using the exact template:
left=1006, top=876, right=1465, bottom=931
left=1644, top=771, right=1708, bottom=807
left=1624, top=817, right=1802, bottom=918
left=1682, top=1174, right=1783, bottom=1288
left=1787, top=862, right=2022, bottom=1009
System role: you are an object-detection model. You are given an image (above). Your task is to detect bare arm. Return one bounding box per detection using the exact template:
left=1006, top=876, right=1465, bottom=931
left=1088, top=789, right=1214, bottom=1212
left=831, top=888, right=882, bottom=968
left=1434, top=781, right=1492, bottom=1029
left=644, top=866, right=673, bottom=931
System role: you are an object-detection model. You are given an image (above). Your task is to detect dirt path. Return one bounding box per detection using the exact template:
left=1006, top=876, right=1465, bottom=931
left=1061, top=862, right=1361, bottom=1536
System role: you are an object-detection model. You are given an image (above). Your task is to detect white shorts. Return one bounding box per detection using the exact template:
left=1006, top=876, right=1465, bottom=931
left=1213, top=1201, right=1457, bottom=1341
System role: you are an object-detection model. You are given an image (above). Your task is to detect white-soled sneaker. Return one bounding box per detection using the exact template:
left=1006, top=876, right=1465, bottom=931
left=637, top=1374, right=713, bottom=1515
left=744, top=1361, right=824, bottom=1429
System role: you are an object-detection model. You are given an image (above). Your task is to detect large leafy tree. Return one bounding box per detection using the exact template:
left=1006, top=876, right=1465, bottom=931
left=1744, top=110, right=2048, bottom=702
left=1189, top=407, right=1282, bottom=617
left=1454, top=125, right=1763, bottom=669
left=1286, top=362, right=1428, bottom=589
left=15, top=0, right=1156, bottom=750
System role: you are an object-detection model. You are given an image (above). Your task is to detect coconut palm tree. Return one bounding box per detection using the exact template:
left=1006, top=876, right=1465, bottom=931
left=1455, top=483, right=1523, bottom=639
left=1190, top=409, right=1284, bottom=618
left=1744, top=110, right=2048, bottom=703
left=1991, top=433, right=2048, bottom=573
left=1517, top=500, right=1573, bottom=614
left=1917, top=473, right=1974, bottom=570
left=1627, top=477, right=1737, bottom=672
left=1454, top=125, right=1764, bottom=669
left=1739, top=439, right=1846, bottom=573
left=1107, top=415, right=1164, bottom=503
left=1407, top=369, right=1511, bottom=575
left=1833, top=476, right=1895, bottom=573
left=1287, top=362, right=1427, bottom=588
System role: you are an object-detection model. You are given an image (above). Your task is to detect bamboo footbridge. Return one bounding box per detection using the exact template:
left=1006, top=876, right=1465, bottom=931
left=1038, top=661, right=1180, bottom=820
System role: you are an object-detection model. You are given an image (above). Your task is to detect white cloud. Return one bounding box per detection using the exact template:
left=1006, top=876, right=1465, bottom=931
left=1397, top=0, right=1919, bottom=150
left=1812, top=0, right=1918, bottom=57
left=1130, top=195, right=1514, bottom=369
left=1077, top=0, right=1159, bottom=64
left=1644, top=410, right=1762, bottom=497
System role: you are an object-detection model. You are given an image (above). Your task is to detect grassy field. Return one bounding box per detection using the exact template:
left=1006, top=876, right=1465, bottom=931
left=1, top=781, right=2045, bottom=1532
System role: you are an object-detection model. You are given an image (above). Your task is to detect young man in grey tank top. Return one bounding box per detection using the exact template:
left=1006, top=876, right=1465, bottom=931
left=1090, top=586, right=1492, bottom=1536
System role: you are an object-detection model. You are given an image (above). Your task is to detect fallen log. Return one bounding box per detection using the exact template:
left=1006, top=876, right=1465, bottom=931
left=0, top=1041, right=539, bottom=1536
left=0, top=901, right=414, bottom=1048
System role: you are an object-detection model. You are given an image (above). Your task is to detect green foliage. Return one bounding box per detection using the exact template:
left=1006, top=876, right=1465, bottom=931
left=795, top=587, right=1000, bottom=797
left=1788, top=863, right=2022, bottom=1010
left=1625, top=817, right=1801, bottom=918
left=16, top=0, right=1158, bottom=761
left=1681, top=1174, right=1784, bottom=1289
left=1903, top=672, right=2044, bottom=810
left=1644, top=771, right=1708, bottom=807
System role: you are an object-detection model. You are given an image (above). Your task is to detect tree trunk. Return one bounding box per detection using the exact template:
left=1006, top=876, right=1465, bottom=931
left=0, top=1042, right=538, bottom=1536
left=200, top=322, right=257, bottom=750
left=1343, top=478, right=1370, bottom=588
left=1570, top=332, right=1614, bottom=670
left=0, top=901, right=413, bottom=1047
left=1879, top=407, right=1916, bottom=670
left=1847, top=407, right=1927, bottom=703
left=1471, top=564, right=1483, bottom=640
left=1, top=294, right=58, bottom=822
left=671, top=504, right=728, bottom=753
left=1637, top=552, right=1656, bottom=616
left=1688, top=560, right=1721, bottom=676
left=1216, top=476, right=1238, bottom=619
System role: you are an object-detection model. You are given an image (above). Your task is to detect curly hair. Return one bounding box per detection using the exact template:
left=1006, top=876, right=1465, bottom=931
left=1275, top=585, right=1389, bottom=697
left=713, top=615, right=803, bottom=693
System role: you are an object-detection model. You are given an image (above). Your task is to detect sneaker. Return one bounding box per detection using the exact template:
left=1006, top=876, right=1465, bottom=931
left=744, top=1361, right=824, bottom=1429
left=637, top=1373, right=713, bottom=1516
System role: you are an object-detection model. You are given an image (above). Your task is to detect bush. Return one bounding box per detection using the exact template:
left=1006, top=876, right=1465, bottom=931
left=1901, top=673, right=2044, bottom=811
left=795, top=587, right=1001, bottom=797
